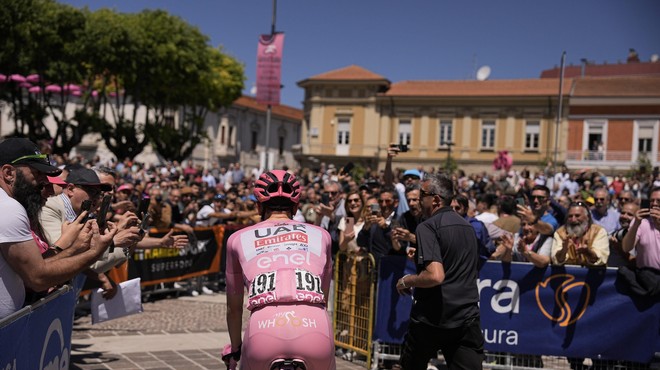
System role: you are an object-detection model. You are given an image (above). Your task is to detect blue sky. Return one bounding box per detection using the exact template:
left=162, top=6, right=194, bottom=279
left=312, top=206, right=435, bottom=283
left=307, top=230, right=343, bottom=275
left=60, top=0, right=660, bottom=108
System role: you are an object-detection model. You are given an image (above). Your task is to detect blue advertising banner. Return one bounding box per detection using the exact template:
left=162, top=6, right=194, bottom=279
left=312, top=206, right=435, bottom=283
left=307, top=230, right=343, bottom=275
left=375, top=258, right=660, bottom=363
left=373, top=256, right=416, bottom=344
left=0, top=285, right=77, bottom=370
left=479, top=262, right=660, bottom=363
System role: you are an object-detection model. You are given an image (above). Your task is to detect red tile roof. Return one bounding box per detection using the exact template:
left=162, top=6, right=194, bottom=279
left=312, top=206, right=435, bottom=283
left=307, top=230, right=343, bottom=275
left=303, top=65, right=389, bottom=82
left=233, top=96, right=303, bottom=121
left=540, top=61, right=660, bottom=78
left=383, top=79, right=569, bottom=97
left=571, top=76, right=660, bottom=97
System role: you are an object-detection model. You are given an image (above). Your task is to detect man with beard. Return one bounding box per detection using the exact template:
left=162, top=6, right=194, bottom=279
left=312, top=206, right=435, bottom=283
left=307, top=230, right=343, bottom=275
left=0, top=138, right=116, bottom=319
left=391, top=184, right=423, bottom=258
left=396, top=173, right=484, bottom=369
left=608, top=201, right=639, bottom=267
left=551, top=202, right=609, bottom=267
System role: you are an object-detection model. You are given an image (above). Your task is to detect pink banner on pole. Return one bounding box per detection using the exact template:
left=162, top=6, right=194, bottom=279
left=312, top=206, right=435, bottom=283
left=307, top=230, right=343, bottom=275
left=256, top=33, right=284, bottom=106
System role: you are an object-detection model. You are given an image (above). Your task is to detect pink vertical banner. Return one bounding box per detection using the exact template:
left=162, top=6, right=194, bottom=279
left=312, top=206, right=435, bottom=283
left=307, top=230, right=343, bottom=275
left=256, top=33, right=284, bottom=106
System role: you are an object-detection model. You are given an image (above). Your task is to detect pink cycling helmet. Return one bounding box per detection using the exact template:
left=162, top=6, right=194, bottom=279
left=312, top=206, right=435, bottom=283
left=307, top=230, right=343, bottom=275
left=253, top=170, right=301, bottom=205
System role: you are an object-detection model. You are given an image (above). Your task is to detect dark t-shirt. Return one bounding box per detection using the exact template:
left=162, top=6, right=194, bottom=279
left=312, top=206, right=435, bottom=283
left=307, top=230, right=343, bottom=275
left=412, top=206, right=481, bottom=329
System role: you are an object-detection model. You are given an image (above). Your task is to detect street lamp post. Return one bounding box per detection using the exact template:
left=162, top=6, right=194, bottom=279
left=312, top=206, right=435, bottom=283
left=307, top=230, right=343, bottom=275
left=441, top=141, right=454, bottom=173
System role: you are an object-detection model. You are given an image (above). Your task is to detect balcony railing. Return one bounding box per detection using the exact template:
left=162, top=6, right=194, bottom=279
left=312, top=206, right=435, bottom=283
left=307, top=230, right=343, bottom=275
left=566, top=150, right=660, bottom=164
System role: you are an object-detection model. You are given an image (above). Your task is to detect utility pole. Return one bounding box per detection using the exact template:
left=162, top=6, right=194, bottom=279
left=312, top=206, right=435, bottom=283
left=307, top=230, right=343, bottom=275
left=263, top=0, right=277, bottom=171
left=553, top=51, right=566, bottom=173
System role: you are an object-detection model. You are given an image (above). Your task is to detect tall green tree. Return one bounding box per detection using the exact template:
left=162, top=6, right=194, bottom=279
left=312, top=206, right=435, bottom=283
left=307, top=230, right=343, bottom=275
left=0, top=0, right=90, bottom=155
left=1, top=2, right=245, bottom=162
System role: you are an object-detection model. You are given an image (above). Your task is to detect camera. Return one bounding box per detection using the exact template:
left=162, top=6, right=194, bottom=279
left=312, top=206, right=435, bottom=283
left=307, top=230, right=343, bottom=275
left=370, top=203, right=380, bottom=215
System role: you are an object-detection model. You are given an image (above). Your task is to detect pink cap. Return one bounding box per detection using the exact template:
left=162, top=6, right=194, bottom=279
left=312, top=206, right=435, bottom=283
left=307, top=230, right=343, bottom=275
left=117, top=184, right=133, bottom=192
left=48, top=176, right=67, bottom=186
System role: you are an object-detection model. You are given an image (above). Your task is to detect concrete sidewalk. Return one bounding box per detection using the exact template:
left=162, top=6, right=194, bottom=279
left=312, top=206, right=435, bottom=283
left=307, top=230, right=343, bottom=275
left=71, top=292, right=366, bottom=370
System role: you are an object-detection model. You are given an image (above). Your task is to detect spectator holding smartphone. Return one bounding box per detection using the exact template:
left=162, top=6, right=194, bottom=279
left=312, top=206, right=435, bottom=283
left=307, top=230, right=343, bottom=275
left=314, top=180, right=346, bottom=257
left=338, top=191, right=366, bottom=253
left=391, top=184, right=423, bottom=259
left=622, top=187, right=660, bottom=272
left=357, top=187, right=404, bottom=264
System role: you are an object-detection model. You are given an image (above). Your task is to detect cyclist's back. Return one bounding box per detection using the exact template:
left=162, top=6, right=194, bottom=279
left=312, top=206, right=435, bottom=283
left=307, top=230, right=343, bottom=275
left=223, top=170, right=336, bottom=370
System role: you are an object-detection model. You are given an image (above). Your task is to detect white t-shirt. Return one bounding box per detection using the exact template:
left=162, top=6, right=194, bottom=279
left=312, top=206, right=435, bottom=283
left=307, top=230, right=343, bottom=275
left=475, top=212, right=499, bottom=225
left=0, top=188, right=33, bottom=319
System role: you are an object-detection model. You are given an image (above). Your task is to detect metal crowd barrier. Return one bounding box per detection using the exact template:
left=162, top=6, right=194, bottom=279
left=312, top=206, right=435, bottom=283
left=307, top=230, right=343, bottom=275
left=333, top=251, right=377, bottom=367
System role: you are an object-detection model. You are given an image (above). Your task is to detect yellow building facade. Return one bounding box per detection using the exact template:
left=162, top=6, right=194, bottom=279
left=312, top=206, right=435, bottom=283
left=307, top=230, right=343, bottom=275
left=296, top=65, right=569, bottom=173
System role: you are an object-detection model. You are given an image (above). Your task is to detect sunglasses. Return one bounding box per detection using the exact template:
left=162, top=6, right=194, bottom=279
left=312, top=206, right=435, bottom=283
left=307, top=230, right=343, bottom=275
left=347, top=198, right=361, bottom=203
left=530, top=195, right=547, bottom=201
left=327, top=191, right=339, bottom=196
left=420, top=189, right=438, bottom=198
left=619, top=197, right=631, bottom=202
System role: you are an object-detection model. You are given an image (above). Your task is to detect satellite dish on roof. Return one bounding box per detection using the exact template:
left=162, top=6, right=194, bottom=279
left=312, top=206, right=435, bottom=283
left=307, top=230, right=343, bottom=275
left=651, top=54, right=659, bottom=63
left=250, top=86, right=257, bottom=95
left=476, top=65, right=491, bottom=81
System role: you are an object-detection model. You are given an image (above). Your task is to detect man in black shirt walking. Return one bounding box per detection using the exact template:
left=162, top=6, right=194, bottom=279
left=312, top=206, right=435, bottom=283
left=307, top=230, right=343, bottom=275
left=396, top=173, right=484, bottom=369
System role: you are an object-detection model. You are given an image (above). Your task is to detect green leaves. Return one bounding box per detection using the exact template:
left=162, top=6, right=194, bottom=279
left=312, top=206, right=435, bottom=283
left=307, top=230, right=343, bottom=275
left=0, top=0, right=245, bottom=161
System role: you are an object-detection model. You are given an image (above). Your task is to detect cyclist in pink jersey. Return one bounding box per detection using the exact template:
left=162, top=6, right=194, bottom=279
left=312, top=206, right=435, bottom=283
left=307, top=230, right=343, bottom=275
left=223, top=170, right=336, bottom=370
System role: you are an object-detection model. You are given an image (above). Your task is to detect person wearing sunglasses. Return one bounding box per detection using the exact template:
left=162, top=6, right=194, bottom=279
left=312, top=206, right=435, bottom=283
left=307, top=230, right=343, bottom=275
left=40, top=168, right=112, bottom=245
left=615, top=190, right=635, bottom=212
left=314, top=180, right=347, bottom=256
left=0, top=138, right=117, bottom=319
left=590, top=186, right=620, bottom=235
left=396, top=173, right=485, bottom=369
left=223, top=170, right=335, bottom=369
left=516, top=185, right=559, bottom=237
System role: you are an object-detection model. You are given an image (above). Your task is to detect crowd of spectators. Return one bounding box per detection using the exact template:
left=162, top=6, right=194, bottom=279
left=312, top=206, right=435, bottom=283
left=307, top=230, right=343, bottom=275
left=2, top=138, right=659, bottom=366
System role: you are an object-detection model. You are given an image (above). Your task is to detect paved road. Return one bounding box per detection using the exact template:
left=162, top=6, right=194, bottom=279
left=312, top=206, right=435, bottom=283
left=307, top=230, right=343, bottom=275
left=71, top=291, right=367, bottom=370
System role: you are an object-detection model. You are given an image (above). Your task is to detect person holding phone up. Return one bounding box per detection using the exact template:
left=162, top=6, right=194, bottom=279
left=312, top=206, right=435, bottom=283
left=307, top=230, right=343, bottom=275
left=391, top=184, right=424, bottom=260
left=357, top=188, right=405, bottom=264
left=338, top=191, right=367, bottom=254
left=622, top=187, right=660, bottom=272
left=314, top=180, right=346, bottom=257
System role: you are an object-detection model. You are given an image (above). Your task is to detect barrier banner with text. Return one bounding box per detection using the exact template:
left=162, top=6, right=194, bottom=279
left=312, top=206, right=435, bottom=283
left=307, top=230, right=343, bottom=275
left=128, top=227, right=223, bottom=286
left=376, top=259, right=660, bottom=362
left=479, top=262, right=660, bottom=362
left=0, top=286, right=76, bottom=370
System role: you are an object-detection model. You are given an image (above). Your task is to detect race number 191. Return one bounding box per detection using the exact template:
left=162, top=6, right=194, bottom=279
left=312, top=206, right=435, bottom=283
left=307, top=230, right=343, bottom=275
left=295, top=269, right=323, bottom=294
left=249, top=271, right=276, bottom=298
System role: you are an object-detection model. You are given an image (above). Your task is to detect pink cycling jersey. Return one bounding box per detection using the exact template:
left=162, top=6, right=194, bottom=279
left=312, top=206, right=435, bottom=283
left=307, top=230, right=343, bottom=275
left=226, top=220, right=333, bottom=310
left=226, top=220, right=336, bottom=369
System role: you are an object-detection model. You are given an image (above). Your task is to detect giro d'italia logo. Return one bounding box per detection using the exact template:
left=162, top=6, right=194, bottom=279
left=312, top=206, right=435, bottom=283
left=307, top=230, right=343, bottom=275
left=535, top=274, right=591, bottom=327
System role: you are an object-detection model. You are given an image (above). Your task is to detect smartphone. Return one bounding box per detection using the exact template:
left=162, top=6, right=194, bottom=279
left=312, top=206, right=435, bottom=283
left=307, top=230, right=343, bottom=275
left=96, top=195, right=112, bottom=232
left=341, top=162, right=354, bottom=175
left=370, top=203, right=380, bottom=215
left=138, top=213, right=150, bottom=235
left=137, top=195, right=151, bottom=218
left=515, top=197, right=526, bottom=206
left=390, top=218, right=400, bottom=229
left=398, top=144, right=409, bottom=153
left=81, top=200, right=92, bottom=213
left=321, top=193, right=330, bottom=206
left=640, top=199, right=650, bottom=209
left=345, top=216, right=355, bottom=235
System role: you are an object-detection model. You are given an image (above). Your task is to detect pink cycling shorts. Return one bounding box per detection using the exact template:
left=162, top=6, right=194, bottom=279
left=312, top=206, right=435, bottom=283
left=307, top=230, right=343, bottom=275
left=241, top=303, right=336, bottom=370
